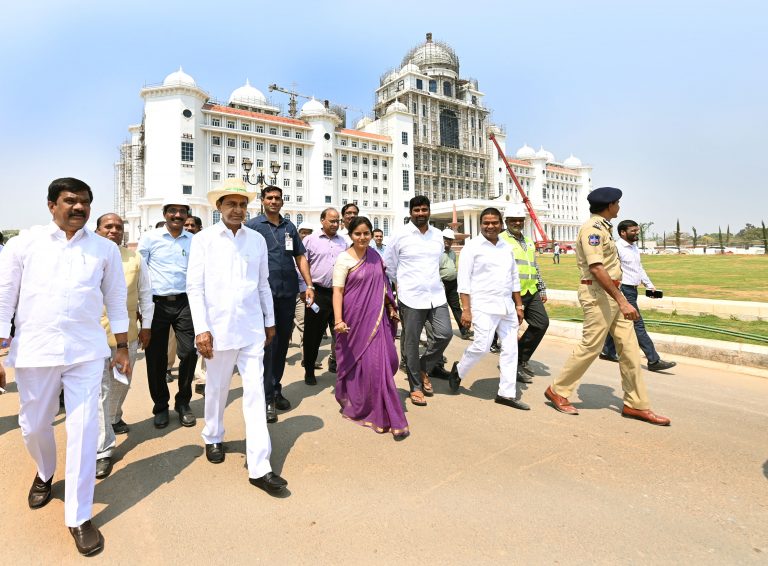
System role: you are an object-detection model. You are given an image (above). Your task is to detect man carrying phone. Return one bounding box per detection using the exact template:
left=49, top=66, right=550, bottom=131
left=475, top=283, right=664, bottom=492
left=600, top=219, right=676, bottom=372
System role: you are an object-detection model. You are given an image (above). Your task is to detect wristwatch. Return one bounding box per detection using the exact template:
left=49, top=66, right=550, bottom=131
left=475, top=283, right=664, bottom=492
left=116, top=342, right=128, bottom=349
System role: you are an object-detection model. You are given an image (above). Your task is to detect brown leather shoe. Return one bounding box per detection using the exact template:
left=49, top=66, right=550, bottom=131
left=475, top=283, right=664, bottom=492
left=28, top=474, right=52, bottom=509
left=420, top=372, right=434, bottom=396
left=544, top=386, right=579, bottom=415
left=69, top=520, right=103, bottom=556
left=622, top=406, right=671, bottom=426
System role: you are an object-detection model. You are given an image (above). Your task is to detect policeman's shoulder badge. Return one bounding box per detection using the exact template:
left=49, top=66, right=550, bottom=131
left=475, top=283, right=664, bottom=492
left=588, top=234, right=601, bottom=246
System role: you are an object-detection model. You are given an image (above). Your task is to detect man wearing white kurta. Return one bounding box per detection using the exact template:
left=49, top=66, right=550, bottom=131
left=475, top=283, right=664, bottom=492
left=0, top=178, right=130, bottom=556
left=187, top=179, right=287, bottom=494
left=448, top=207, right=528, bottom=410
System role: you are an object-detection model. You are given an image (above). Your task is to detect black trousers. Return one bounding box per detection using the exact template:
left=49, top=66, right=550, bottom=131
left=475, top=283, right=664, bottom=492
left=517, top=291, right=550, bottom=364
left=264, top=295, right=295, bottom=401
left=145, top=295, right=196, bottom=414
left=302, top=286, right=334, bottom=378
left=442, top=278, right=466, bottom=335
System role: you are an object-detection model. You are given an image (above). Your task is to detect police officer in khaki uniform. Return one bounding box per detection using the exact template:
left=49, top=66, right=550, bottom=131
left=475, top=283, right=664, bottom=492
left=544, top=187, right=670, bottom=426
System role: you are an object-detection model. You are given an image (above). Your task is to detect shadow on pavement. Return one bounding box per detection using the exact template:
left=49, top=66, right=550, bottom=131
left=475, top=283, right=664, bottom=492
left=227, top=414, right=324, bottom=475
left=0, top=413, right=19, bottom=436
left=526, top=360, right=551, bottom=377
left=763, top=459, right=768, bottom=480
left=278, top=373, right=334, bottom=412
left=93, top=444, right=203, bottom=525
left=574, top=383, right=623, bottom=412
left=461, top=376, right=500, bottom=401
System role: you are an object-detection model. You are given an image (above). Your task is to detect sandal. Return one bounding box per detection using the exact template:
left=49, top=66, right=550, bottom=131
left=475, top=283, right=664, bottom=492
left=420, top=372, right=434, bottom=396
left=410, top=391, right=427, bottom=406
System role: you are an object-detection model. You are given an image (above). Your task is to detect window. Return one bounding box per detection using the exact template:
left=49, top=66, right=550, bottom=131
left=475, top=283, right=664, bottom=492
left=363, top=200, right=369, bottom=207
left=296, top=148, right=303, bottom=156
left=296, top=164, right=302, bottom=172
left=374, top=217, right=380, bottom=229
left=423, top=125, right=427, bottom=138
left=373, top=201, right=378, bottom=208
left=353, top=185, right=358, bottom=193
left=382, top=160, right=388, bottom=168
left=212, top=172, right=220, bottom=181
left=325, top=196, right=332, bottom=203
left=212, top=153, right=221, bottom=163
left=213, top=211, right=221, bottom=224
left=256, top=159, right=264, bottom=168
left=422, top=104, right=427, bottom=117
left=372, top=144, right=378, bottom=150
left=382, top=146, right=387, bottom=153
left=323, top=160, right=332, bottom=176
left=443, top=81, right=452, bottom=97
left=212, top=118, right=221, bottom=127
left=373, top=187, right=378, bottom=194
left=296, top=196, right=303, bottom=203
left=341, top=154, right=348, bottom=162
left=372, top=158, right=378, bottom=166
left=227, top=120, right=235, bottom=129
left=296, top=180, right=303, bottom=188
left=383, top=187, right=388, bottom=194
left=403, top=201, right=409, bottom=208
left=269, top=127, right=277, bottom=135
left=212, top=136, right=221, bottom=146
left=342, top=169, right=348, bottom=177
left=383, top=174, right=388, bottom=181
left=296, top=213, right=304, bottom=224
left=227, top=173, right=235, bottom=178
left=429, top=79, right=437, bottom=93
left=227, top=138, right=236, bottom=148
left=362, top=172, right=368, bottom=179
left=416, top=78, right=423, bottom=90
left=352, top=170, right=358, bottom=178
left=340, top=139, right=347, bottom=146
left=440, top=109, right=460, bottom=148
left=241, top=123, right=250, bottom=131
left=270, top=144, right=277, bottom=153
left=283, top=146, right=290, bottom=155
left=256, top=125, right=264, bottom=133
left=283, top=179, right=290, bottom=187
left=363, top=186, right=368, bottom=193
left=227, top=155, right=236, bottom=165
left=256, top=142, right=264, bottom=151
left=362, top=143, right=368, bottom=149
left=295, top=132, right=303, bottom=139
left=284, top=212, right=291, bottom=220
left=383, top=202, right=388, bottom=208
left=362, top=157, right=368, bottom=165
left=242, top=140, right=250, bottom=149
left=282, top=130, right=290, bottom=137
left=284, top=195, right=291, bottom=202
left=351, top=140, right=358, bottom=148
left=402, top=132, right=408, bottom=145
left=402, top=170, right=410, bottom=191
left=181, top=141, right=193, bottom=162
left=352, top=155, right=358, bottom=164
left=342, top=198, right=348, bottom=205
left=283, top=162, right=290, bottom=171
left=342, top=184, right=347, bottom=191
left=412, top=102, right=417, bottom=114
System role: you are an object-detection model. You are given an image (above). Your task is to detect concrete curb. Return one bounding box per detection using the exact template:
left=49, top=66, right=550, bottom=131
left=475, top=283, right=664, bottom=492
left=547, top=319, right=768, bottom=376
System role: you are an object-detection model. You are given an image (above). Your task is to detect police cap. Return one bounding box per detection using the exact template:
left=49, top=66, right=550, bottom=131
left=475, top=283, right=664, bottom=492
left=587, top=186, right=622, bottom=205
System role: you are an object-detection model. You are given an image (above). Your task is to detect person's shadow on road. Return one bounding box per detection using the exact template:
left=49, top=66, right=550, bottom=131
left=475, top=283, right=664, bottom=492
left=92, top=444, right=203, bottom=525
left=574, top=383, right=623, bottom=413
left=763, top=459, right=768, bottom=480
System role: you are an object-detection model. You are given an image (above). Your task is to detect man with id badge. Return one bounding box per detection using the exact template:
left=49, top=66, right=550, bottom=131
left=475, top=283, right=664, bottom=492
left=245, top=185, right=313, bottom=423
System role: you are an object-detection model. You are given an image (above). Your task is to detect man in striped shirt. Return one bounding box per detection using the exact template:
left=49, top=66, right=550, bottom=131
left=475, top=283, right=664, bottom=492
left=600, top=220, right=676, bottom=372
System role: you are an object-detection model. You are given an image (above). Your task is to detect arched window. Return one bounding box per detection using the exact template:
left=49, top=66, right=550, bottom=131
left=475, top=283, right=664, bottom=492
left=212, top=211, right=221, bottom=224
left=296, top=213, right=304, bottom=225
left=383, top=218, right=390, bottom=236
left=374, top=217, right=380, bottom=229
left=284, top=213, right=291, bottom=222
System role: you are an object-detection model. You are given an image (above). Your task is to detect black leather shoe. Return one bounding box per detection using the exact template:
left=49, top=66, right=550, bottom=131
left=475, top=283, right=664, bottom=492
left=648, top=359, right=677, bottom=372
left=448, top=361, right=461, bottom=393
left=195, top=382, right=206, bottom=395
left=69, top=520, right=103, bottom=556
left=328, top=358, right=337, bottom=373
left=28, top=474, right=52, bottom=509
left=111, top=419, right=129, bottom=435
left=206, top=443, right=225, bottom=464
left=516, top=367, right=533, bottom=384
left=249, top=472, right=288, bottom=494
left=304, top=374, right=317, bottom=386
left=599, top=352, right=619, bottom=362
left=266, top=401, right=278, bottom=423
left=274, top=393, right=291, bottom=411
left=519, top=361, right=535, bottom=377
left=154, top=409, right=169, bottom=429
left=175, top=405, right=196, bottom=427
left=489, top=345, right=501, bottom=354
left=429, top=364, right=451, bottom=379
left=165, top=370, right=174, bottom=383
left=495, top=395, right=531, bottom=410
left=95, top=458, right=113, bottom=479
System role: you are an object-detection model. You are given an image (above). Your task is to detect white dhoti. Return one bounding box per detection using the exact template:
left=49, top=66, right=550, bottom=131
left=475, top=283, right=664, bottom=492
left=202, top=334, right=272, bottom=479
left=456, top=310, right=519, bottom=399
left=16, top=358, right=104, bottom=527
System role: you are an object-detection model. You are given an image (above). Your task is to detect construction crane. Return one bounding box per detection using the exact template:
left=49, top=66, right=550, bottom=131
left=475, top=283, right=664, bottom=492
left=268, top=83, right=313, bottom=118
left=489, top=133, right=549, bottom=247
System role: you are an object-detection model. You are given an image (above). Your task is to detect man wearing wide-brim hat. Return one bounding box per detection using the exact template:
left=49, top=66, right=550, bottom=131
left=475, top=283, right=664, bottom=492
left=186, top=178, right=287, bottom=493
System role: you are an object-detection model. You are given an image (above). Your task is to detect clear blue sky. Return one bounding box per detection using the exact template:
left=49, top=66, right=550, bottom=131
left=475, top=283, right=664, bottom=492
left=1, top=0, right=765, bottom=237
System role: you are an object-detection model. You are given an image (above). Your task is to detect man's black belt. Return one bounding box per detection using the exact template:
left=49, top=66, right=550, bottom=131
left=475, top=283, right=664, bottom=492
left=154, top=293, right=187, bottom=302
left=313, top=285, right=332, bottom=293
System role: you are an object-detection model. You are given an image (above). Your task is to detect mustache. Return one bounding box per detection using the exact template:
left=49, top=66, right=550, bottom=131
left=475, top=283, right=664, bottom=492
left=69, top=212, right=86, bottom=217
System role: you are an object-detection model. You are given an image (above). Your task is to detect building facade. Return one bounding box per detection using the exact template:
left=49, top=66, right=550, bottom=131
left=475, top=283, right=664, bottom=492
left=115, top=35, right=592, bottom=245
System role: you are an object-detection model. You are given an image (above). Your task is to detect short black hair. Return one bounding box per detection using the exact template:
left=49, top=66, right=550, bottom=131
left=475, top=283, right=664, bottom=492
left=479, top=207, right=503, bottom=223
left=162, top=204, right=191, bottom=215
left=589, top=202, right=611, bottom=214
left=47, top=177, right=93, bottom=204
left=348, top=216, right=372, bottom=233
left=372, top=228, right=383, bottom=235
left=189, top=215, right=203, bottom=228
left=96, top=213, right=123, bottom=229
left=320, top=207, right=338, bottom=220
left=155, top=221, right=166, bottom=228
left=0, top=232, right=4, bottom=244
left=261, top=185, right=282, bottom=199
left=341, top=203, right=359, bottom=216
left=409, top=195, right=430, bottom=212
left=617, top=219, right=638, bottom=236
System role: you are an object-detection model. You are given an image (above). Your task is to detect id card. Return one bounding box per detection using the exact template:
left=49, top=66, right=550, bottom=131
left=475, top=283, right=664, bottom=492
left=285, top=233, right=294, bottom=251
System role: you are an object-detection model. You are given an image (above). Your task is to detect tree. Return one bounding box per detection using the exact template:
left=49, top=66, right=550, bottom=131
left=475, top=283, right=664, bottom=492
left=763, top=221, right=768, bottom=255
left=718, top=226, right=724, bottom=253
left=692, top=226, right=698, bottom=249
left=663, top=231, right=667, bottom=250
left=639, top=221, right=654, bottom=250
left=726, top=225, right=731, bottom=246
left=675, top=219, right=682, bottom=253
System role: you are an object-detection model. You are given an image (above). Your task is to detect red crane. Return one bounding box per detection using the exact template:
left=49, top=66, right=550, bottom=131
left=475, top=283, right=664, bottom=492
left=489, top=133, right=549, bottom=247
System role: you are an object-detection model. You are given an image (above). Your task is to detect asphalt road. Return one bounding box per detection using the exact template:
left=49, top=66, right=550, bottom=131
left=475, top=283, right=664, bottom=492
left=1, top=333, right=766, bottom=564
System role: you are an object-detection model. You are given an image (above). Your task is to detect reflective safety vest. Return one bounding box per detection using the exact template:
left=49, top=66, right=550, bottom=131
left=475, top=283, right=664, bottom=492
left=500, top=232, right=539, bottom=296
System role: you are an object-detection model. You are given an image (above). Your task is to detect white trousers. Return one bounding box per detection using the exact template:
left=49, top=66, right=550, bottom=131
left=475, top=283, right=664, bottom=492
left=202, top=336, right=272, bottom=479
left=97, top=341, right=139, bottom=459
left=16, top=358, right=104, bottom=527
left=457, top=310, right=519, bottom=399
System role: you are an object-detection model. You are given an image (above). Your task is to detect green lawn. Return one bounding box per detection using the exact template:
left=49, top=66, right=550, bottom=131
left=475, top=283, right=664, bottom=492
left=538, top=253, right=768, bottom=303
left=545, top=304, right=768, bottom=347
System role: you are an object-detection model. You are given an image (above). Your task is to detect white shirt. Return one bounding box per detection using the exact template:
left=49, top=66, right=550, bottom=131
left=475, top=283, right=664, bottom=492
left=384, top=222, right=447, bottom=309
left=135, top=254, right=155, bottom=327
left=0, top=223, right=128, bottom=368
left=187, top=222, right=275, bottom=351
left=616, top=238, right=654, bottom=288
left=457, top=233, right=521, bottom=315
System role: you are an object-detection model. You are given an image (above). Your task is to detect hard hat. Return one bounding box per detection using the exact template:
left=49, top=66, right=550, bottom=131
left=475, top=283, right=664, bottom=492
left=442, top=228, right=456, bottom=239
left=161, top=195, right=191, bottom=209
left=297, top=222, right=314, bottom=231
left=503, top=203, right=528, bottom=218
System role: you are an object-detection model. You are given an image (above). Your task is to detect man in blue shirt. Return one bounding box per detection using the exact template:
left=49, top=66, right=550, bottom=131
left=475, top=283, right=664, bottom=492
left=136, top=197, right=196, bottom=429
left=245, top=186, right=313, bottom=423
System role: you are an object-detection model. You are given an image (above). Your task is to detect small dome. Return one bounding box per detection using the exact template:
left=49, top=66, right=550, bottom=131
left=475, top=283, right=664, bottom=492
left=386, top=100, right=408, bottom=115
left=400, top=62, right=421, bottom=75
left=355, top=116, right=373, bottom=130
left=300, top=97, right=327, bottom=117
left=163, top=66, right=196, bottom=87
left=564, top=154, right=582, bottom=168
left=536, top=146, right=555, bottom=162
left=516, top=143, right=535, bottom=159
left=228, top=79, right=267, bottom=107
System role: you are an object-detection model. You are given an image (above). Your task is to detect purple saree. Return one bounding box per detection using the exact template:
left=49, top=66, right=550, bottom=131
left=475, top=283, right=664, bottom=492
left=335, top=249, right=409, bottom=438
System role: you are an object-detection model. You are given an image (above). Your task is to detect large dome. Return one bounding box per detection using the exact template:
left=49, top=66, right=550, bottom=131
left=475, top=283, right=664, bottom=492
left=300, top=97, right=327, bottom=117
left=163, top=66, right=196, bottom=87
left=228, top=79, right=267, bottom=107
left=401, top=33, right=459, bottom=74
left=355, top=116, right=373, bottom=129
left=516, top=143, right=535, bottom=159
left=564, top=154, right=582, bottom=168
left=536, top=146, right=555, bottom=162
left=386, top=100, right=408, bottom=114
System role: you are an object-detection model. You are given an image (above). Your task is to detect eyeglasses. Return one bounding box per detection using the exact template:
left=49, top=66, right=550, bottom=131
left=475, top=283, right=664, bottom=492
left=165, top=207, right=188, bottom=216
left=325, top=219, right=340, bottom=224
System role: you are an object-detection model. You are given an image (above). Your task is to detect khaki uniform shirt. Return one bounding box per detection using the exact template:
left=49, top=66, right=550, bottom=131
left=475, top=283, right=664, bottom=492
left=575, top=214, right=622, bottom=280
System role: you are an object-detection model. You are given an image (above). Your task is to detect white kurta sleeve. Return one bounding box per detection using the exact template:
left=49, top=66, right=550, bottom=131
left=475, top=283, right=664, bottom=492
left=0, top=237, right=22, bottom=338
left=257, top=237, right=275, bottom=327
left=456, top=241, right=475, bottom=296
left=102, top=244, right=129, bottom=334
left=186, top=234, right=209, bottom=336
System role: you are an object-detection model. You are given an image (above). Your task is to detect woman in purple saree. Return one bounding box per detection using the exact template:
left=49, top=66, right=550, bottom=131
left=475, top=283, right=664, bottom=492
left=332, top=217, right=409, bottom=440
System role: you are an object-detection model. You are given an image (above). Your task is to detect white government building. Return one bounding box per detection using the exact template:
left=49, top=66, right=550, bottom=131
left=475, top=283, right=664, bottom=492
left=115, top=33, right=592, bottom=245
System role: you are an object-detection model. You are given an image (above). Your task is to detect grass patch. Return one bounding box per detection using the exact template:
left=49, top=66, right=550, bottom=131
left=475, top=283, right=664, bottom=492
left=545, top=304, right=768, bottom=347
left=538, top=253, right=768, bottom=303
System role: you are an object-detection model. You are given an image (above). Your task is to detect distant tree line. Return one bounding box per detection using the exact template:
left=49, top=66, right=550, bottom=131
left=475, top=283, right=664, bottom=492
left=650, top=221, right=767, bottom=253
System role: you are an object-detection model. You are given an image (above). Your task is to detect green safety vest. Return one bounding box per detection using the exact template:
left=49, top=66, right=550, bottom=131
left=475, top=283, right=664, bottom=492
left=500, top=232, right=539, bottom=295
